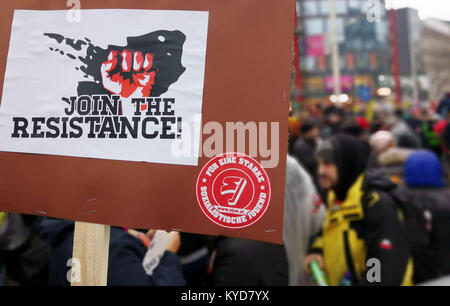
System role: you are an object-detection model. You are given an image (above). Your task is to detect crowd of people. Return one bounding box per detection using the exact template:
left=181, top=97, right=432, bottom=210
left=1, top=94, right=450, bottom=286
left=290, top=94, right=450, bottom=286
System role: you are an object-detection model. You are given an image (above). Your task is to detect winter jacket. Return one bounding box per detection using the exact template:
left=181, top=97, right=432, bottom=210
left=0, top=214, right=50, bottom=285
left=309, top=170, right=414, bottom=286
left=395, top=183, right=450, bottom=282
left=40, top=219, right=185, bottom=286
left=210, top=237, right=288, bottom=286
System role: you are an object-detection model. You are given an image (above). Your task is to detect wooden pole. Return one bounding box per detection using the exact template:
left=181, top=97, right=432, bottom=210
left=71, top=222, right=110, bottom=286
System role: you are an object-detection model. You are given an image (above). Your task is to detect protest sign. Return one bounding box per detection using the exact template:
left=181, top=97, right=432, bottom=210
left=0, top=0, right=294, bottom=244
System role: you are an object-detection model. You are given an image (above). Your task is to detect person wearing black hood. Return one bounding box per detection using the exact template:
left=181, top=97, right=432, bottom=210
left=303, top=134, right=413, bottom=286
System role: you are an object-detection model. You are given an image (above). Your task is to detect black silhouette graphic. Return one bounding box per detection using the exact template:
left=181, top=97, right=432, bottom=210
left=45, top=30, right=186, bottom=98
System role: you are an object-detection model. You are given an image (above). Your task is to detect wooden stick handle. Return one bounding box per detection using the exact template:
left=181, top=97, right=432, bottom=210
left=71, top=221, right=110, bottom=286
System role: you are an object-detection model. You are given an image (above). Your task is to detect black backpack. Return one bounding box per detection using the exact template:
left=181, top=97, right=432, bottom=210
left=391, top=187, right=450, bottom=284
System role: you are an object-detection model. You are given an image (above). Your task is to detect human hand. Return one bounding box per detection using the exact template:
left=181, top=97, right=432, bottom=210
left=101, top=50, right=156, bottom=98
left=146, top=229, right=180, bottom=253
left=304, top=253, right=325, bottom=274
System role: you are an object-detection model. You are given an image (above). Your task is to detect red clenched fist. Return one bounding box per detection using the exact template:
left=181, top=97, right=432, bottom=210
left=101, top=50, right=156, bottom=98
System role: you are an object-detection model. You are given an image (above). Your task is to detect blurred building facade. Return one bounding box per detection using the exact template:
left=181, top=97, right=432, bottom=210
left=395, top=7, right=428, bottom=103
left=294, top=0, right=392, bottom=107
left=394, top=8, right=450, bottom=104
left=421, top=18, right=450, bottom=102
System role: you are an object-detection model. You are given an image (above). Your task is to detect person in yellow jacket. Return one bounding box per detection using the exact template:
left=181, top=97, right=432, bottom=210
left=304, top=134, right=414, bottom=286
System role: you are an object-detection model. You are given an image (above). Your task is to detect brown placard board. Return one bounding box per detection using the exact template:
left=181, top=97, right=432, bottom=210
left=0, top=0, right=294, bottom=244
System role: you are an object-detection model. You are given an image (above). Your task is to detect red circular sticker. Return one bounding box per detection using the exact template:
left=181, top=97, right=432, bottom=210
left=196, top=152, right=271, bottom=229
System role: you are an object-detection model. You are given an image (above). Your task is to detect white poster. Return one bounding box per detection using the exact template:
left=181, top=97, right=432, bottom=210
left=0, top=9, right=208, bottom=166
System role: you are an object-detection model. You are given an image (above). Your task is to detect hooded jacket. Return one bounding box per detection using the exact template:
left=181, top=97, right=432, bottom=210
left=318, top=134, right=370, bottom=201
left=312, top=135, right=413, bottom=286
left=40, top=219, right=185, bottom=286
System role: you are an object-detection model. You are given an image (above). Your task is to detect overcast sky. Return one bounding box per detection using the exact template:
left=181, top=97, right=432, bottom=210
left=387, top=0, right=450, bottom=21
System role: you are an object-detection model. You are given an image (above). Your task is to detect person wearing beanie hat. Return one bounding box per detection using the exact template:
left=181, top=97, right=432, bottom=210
left=395, top=150, right=450, bottom=281
left=304, top=134, right=413, bottom=286
left=404, top=150, right=444, bottom=188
